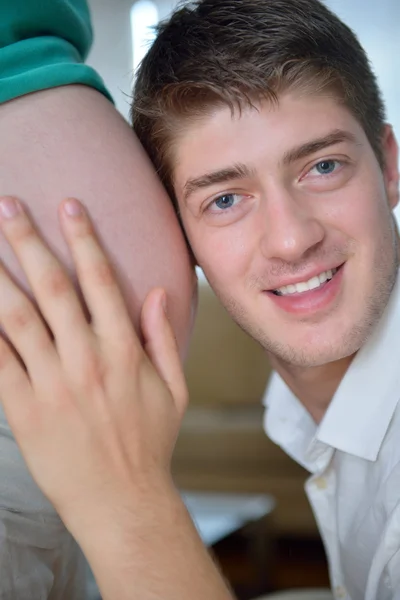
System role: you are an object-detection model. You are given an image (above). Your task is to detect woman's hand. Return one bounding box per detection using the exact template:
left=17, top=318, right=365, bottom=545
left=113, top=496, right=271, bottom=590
left=0, top=196, right=188, bottom=531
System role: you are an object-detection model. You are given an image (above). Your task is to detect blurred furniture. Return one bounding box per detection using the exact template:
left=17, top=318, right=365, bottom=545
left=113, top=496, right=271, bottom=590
left=254, top=591, right=333, bottom=599
left=173, top=404, right=316, bottom=536
left=182, top=491, right=275, bottom=546
left=173, top=282, right=318, bottom=538
left=183, top=490, right=276, bottom=591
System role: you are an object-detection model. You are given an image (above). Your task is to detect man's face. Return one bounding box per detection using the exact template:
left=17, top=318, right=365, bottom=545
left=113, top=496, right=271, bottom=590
left=172, top=93, right=399, bottom=367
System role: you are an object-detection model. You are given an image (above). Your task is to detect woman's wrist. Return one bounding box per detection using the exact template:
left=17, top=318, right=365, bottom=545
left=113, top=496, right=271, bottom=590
left=70, top=480, right=234, bottom=600
left=63, top=471, right=177, bottom=545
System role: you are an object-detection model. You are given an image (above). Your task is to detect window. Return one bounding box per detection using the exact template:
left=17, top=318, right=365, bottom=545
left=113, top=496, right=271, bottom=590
left=130, top=0, right=159, bottom=72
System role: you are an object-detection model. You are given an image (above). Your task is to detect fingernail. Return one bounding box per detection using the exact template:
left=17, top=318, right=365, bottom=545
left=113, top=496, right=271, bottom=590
left=64, top=199, right=83, bottom=217
left=0, top=197, right=20, bottom=220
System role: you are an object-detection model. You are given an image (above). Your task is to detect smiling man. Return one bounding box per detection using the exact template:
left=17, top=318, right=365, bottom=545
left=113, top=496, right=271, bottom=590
left=130, top=0, right=400, bottom=597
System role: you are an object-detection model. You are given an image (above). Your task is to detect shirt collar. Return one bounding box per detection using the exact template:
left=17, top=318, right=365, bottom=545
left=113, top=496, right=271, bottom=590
left=263, top=372, right=326, bottom=472
left=317, top=273, right=400, bottom=461
left=264, top=272, right=400, bottom=466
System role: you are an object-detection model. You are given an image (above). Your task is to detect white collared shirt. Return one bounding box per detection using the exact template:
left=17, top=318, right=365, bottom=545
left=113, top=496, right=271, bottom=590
left=263, top=274, right=400, bottom=600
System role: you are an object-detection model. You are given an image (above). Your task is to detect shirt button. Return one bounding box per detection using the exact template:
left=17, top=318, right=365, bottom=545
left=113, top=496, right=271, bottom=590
left=314, top=476, right=328, bottom=490
left=334, top=585, right=347, bottom=598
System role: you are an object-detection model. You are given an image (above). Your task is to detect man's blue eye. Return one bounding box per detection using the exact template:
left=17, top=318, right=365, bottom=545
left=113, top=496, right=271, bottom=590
left=315, top=160, right=337, bottom=175
left=215, top=194, right=236, bottom=209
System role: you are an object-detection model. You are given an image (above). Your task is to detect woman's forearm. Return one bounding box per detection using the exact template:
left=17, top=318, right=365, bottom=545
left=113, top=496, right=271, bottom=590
left=73, top=481, right=235, bottom=600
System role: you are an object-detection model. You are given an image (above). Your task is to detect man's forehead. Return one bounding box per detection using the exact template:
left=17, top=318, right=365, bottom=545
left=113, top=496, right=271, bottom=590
left=174, top=93, right=357, bottom=159
left=171, top=93, right=365, bottom=195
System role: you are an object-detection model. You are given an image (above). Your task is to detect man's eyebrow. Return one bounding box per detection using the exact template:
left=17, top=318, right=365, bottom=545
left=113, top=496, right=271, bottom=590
left=282, top=129, right=359, bottom=166
left=182, top=130, right=358, bottom=202
left=183, top=163, right=255, bottom=203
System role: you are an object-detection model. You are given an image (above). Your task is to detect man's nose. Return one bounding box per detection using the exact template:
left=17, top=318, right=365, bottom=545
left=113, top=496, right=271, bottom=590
left=259, top=188, right=325, bottom=263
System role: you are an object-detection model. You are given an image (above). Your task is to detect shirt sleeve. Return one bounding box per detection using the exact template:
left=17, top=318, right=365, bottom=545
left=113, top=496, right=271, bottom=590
left=0, top=0, right=113, bottom=104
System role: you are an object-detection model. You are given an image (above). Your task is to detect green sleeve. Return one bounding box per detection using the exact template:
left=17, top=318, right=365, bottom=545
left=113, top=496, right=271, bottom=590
left=0, top=0, right=113, bottom=104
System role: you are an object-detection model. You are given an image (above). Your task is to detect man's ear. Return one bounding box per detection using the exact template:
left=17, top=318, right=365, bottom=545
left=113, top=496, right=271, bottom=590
left=382, top=124, right=399, bottom=210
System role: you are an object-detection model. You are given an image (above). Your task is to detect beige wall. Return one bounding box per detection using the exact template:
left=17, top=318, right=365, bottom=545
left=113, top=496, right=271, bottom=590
left=184, top=283, right=271, bottom=406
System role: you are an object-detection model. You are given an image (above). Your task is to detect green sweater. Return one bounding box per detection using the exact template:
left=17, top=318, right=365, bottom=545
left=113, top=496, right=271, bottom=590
left=0, top=0, right=112, bottom=103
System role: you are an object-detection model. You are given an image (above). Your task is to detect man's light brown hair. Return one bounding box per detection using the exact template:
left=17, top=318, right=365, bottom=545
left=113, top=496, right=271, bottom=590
left=131, top=0, right=386, bottom=205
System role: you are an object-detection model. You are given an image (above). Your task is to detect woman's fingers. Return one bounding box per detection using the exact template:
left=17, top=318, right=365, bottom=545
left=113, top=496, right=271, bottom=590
left=0, top=197, right=92, bottom=366
left=60, top=198, right=139, bottom=346
left=0, top=258, right=59, bottom=385
left=141, top=289, right=188, bottom=416
left=58, top=199, right=139, bottom=348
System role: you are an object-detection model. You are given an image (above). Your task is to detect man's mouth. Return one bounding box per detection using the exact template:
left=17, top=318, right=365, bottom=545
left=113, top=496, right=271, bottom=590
left=271, top=266, right=341, bottom=296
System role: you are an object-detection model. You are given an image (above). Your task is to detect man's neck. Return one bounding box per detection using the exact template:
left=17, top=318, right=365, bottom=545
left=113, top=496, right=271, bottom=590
left=269, top=354, right=355, bottom=424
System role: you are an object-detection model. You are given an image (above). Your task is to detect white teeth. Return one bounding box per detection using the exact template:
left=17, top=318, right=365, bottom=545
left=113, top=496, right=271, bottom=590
left=275, top=268, right=337, bottom=296
left=296, top=281, right=309, bottom=293
left=319, top=271, right=328, bottom=284
left=308, top=276, right=320, bottom=290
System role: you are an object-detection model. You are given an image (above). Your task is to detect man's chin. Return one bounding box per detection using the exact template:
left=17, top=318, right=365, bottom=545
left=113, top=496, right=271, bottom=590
left=261, top=325, right=364, bottom=369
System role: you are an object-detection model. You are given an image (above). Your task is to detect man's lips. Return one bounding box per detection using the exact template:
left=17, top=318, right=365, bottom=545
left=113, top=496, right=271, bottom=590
left=264, top=263, right=345, bottom=316
left=266, top=263, right=344, bottom=295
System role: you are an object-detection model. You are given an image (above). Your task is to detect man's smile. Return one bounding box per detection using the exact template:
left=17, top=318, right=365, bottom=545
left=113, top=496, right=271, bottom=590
left=272, top=265, right=341, bottom=296
left=265, top=264, right=345, bottom=316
